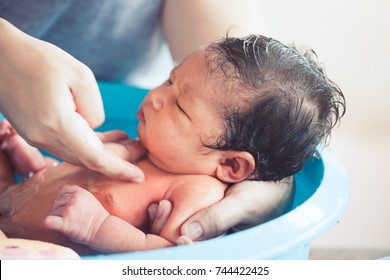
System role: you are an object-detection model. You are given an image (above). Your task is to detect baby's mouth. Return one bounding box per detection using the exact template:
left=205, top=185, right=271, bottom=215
left=137, top=107, right=146, bottom=125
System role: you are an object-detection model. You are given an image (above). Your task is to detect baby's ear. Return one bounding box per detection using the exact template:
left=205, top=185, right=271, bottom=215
left=215, top=151, right=255, bottom=183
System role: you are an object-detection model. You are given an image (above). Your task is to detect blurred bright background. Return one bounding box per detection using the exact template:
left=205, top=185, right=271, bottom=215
left=257, top=0, right=390, bottom=259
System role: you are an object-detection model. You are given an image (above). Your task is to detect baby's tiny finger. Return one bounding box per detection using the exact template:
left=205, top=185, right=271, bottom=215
left=148, top=203, right=158, bottom=225
left=52, top=192, right=72, bottom=208
left=150, top=200, right=172, bottom=235
left=96, top=130, right=129, bottom=143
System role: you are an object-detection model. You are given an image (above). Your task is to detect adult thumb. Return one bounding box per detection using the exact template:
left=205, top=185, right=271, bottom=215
left=180, top=196, right=240, bottom=241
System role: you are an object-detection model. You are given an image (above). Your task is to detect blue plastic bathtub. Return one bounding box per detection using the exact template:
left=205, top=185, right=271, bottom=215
left=84, top=82, right=350, bottom=260
left=0, top=81, right=350, bottom=259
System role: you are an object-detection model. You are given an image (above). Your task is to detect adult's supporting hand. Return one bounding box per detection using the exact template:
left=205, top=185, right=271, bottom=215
left=149, top=178, right=294, bottom=242
left=0, top=19, right=144, bottom=182
left=0, top=120, right=56, bottom=177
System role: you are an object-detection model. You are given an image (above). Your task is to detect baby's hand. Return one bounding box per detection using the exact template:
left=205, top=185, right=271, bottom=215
left=96, top=130, right=146, bottom=162
left=43, top=185, right=109, bottom=246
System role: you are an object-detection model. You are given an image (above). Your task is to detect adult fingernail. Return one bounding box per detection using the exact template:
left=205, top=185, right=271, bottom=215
left=186, top=222, right=203, bottom=240
left=125, top=166, right=144, bottom=183
left=131, top=174, right=145, bottom=183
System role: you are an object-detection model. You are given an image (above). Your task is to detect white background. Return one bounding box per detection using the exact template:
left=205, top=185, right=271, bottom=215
left=258, top=0, right=390, bottom=255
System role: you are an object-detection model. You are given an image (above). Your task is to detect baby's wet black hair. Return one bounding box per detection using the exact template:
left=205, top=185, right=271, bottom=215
left=205, top=35, right=346, bottom=181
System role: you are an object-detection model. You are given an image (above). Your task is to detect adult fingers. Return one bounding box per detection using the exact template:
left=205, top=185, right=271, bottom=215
left=68, top=67, right=105, bottom=129
left=180, top=179, right=295, bottom=241
left=0, top=129, right=46, bottom=177
left=180, top=195, right=240, bottom=241
left=60, top=114, right=145, bottom=182
left=0, top=119, right=47, bottom=174
left=0, top=149, right=15, bottom=192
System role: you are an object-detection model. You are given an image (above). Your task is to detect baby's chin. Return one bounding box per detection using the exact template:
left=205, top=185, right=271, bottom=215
left=146, top=153, right=169, bottom=171
left=145, top=153, right=184, bottom=175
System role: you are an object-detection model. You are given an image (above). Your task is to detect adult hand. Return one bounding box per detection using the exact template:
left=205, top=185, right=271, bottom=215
left=0, top=19, right=144, bottom=182
left=149, top=178, right=294, bottom=242
left=0, top=120, right=58, bottom=178
left=0, top=120, right=145, bottom=180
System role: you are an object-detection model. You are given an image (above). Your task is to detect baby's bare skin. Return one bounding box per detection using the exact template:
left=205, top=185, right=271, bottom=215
left=0, top=140, right=227, bottom=255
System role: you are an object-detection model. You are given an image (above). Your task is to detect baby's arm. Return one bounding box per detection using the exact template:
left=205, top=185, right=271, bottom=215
left=44, top=185, right=172, bottom=253
left=43, top=185, right=110, bottom=247
left=159, top=175, right=227, bottom=242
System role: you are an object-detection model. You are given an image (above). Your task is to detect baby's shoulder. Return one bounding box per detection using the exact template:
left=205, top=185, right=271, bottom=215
left=166, top=174, right=227, bottom=202
left=175, top=174, right=226, bottom=188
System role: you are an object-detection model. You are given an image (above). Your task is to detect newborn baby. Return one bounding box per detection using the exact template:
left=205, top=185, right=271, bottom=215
left=0, top=34, right=343, bottom=255
left=0, top=129, right=227, bottom=255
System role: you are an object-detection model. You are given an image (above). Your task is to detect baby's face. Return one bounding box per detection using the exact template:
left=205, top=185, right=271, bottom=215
left=137, top=50, right=225, bottom=175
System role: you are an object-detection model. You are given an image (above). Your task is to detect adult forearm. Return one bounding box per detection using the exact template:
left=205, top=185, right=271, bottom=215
left=162, top=0, right=269, bottom=62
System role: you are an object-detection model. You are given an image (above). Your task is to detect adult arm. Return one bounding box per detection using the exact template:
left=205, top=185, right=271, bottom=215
left=162, top=0, right=269, bottom=62
left=0, top=18, right=144, bottom=182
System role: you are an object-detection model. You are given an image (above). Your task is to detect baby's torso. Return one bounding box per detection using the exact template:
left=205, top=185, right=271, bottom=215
left=0, top=158, right=183, bottom=240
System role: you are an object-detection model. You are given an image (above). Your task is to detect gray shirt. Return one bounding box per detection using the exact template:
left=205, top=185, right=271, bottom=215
left=0, top=0, right=173, bottom=88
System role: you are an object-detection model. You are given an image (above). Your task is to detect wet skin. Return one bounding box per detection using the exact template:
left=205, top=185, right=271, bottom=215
left=0, top=155, right=226, bottom=255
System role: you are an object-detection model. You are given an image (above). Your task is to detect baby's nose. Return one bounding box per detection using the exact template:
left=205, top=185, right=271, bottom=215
left=150, top=91, right=164, bottom=110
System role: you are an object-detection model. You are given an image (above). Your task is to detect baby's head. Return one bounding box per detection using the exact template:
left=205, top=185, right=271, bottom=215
left=138, top=34, right=345, bottom=183
left=203, top=35, right=346, bottom=181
